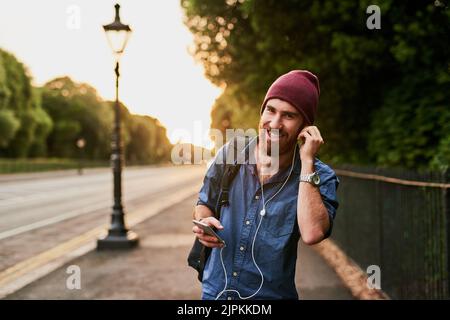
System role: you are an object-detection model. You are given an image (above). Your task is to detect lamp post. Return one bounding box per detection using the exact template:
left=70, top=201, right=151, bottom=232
left=76, top=138, right=85, bottom=175
left=97, top=3, right=138, bottom=250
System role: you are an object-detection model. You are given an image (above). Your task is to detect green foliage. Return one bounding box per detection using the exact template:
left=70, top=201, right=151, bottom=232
left=210, top=84, right=259, bottom=135
left=0, top=157, right=109, bottom=174
left=126, top=115, right=172, bottom=164
left=41, top=77, right=173, bottom=164
left=42, top=77, right=113, bottom=159
left=368, top=1, right=450, bottom=171
left=28, top=89, right=54, bottom=157
left=43, top=77, right=171, bottom=164
left=368, top=75, right=450, bottom=171
left=181, top=0, right=450, bottom=170
left=0, top=47, right=173, bottom=165
left=0, top=109, right=20, bottom=147
left=0, top=48, right=52, bottom=157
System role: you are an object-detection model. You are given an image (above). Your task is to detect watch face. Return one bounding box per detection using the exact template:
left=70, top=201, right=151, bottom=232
left=312, top=174, right=321, bottom=185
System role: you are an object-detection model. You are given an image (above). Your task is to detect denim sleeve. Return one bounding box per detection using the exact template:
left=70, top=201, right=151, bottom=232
left=317, top=165, right=340, bottom=239
left=196, top=144, right=228, bottom=215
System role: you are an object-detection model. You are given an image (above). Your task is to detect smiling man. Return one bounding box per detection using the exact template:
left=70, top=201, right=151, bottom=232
left=192, top=70, right=340, bottom=300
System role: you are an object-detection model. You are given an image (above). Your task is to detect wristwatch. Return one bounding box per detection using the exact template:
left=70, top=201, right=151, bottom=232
left=299, top=172, right=321, bottom=186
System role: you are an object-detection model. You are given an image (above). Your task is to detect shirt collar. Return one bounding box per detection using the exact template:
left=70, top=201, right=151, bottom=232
left=245, top=137, right=301, bottom=184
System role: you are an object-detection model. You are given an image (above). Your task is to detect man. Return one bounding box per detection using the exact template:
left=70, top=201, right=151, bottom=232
left=192, top=70, right=339, bottom=300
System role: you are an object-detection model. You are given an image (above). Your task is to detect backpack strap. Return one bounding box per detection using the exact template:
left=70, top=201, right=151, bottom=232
left=214, top=136, right=251, bottom=218
left=188, top=135, right=252, bottom=282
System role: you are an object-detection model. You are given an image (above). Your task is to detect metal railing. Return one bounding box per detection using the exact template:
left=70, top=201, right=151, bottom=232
left=331, top=164, right=450, bottom=299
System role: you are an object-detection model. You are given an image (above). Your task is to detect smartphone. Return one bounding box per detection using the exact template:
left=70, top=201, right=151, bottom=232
left=192, top=220, right=225, bottom=244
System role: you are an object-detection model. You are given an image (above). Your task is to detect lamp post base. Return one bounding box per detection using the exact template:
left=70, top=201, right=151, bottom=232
left=97, top=231, right=139, bottom=250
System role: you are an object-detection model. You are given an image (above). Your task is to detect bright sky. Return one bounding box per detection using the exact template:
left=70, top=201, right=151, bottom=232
left=0, top=0, right=222, bottom=148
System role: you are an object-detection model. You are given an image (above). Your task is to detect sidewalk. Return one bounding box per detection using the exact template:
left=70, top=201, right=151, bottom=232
left=5, top=195, right=353, bottom=300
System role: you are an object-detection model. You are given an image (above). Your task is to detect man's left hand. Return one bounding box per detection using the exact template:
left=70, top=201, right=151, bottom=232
left=297, top=126, right=324, bottom=161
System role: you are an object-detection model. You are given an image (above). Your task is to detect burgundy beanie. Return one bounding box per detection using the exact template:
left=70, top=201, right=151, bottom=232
left=260, top=70, right=320, bottom=125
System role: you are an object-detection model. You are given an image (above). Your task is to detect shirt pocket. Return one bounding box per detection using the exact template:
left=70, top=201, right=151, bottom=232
left=262, top=200, right=296, bottom=238
left=254, top=201, right=296, bottom=266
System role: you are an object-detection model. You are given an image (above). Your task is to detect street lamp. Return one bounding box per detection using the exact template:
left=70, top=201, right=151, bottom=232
left=76, top=138, right=86, bottom=175
left=97, top=3, right=138, bottom=250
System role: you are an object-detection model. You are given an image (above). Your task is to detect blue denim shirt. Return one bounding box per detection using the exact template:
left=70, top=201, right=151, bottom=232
left=197, top=138, right=339, bottom=300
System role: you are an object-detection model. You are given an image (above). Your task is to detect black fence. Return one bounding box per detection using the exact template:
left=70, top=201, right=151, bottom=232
left=331, top=165, right=450, bottom=299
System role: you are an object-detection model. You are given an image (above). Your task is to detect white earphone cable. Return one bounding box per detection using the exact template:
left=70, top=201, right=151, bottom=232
left=215, top=141, right=298, bottom=300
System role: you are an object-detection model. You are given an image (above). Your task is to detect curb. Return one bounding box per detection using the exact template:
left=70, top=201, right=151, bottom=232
left=312, top=239, right=390, bottom=300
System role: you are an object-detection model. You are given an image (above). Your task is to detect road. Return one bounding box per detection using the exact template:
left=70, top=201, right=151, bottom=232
left=0, top=166, right=206, bottom=239
left=0, top=165, right=353, bottom=299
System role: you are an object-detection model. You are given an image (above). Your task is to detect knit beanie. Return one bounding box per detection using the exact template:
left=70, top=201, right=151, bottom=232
left=260, top=70, right=320, bottom=125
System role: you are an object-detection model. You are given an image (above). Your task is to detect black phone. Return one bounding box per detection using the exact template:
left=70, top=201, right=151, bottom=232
left=192, top=220, right=225, bottom=244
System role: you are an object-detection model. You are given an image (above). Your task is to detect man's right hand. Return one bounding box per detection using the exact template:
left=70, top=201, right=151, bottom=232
left=192, top=217, right=224, bottom=248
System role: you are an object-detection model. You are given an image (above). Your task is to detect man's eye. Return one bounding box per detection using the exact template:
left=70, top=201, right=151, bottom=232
left=284, top=114, right=293, bottom=119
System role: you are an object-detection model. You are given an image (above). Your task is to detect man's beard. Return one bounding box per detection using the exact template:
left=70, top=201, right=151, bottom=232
left=259, top=128, right=294, bottom=157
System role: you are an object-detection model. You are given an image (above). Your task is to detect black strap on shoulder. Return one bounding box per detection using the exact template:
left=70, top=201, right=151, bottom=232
left=188, top=135, right=252, bottom=282
left=214, top=136, right=251, bottom=218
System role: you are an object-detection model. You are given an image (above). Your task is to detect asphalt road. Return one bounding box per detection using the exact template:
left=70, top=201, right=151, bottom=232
left=0, top=165, right=206, bottom=240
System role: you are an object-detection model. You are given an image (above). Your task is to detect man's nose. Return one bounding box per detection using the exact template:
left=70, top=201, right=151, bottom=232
left=269, top=114, right=282, bottom=130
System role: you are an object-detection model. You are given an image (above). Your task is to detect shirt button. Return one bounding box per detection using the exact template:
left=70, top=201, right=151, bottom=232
left=227, top=297, right=232, bottom=300
left=240, top=246, right=245, bottom=251
left=232, top=272, right=238, bottom=277
left=255, top=195, right=260, bottom=200
left=245, top=220, right=250, bottom=225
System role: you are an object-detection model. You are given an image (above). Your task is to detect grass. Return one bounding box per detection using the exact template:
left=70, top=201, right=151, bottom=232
left=0, top=158, right=110, bottom=174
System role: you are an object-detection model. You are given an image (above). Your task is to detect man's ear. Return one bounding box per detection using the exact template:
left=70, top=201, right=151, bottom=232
left=297, top=116, right=306, bottom=133
left=296, top=124, right=304, bottom=138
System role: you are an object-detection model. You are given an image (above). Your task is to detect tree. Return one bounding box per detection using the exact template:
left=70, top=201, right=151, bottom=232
left=42, top=77, right=113, bottom=159
left=181, top=0, right=450, bottom=170
left=1, top=47, right=174, bottom=165
left=125, top=115, right=172, bottom=164
left=0, top=110, right=20, bottom=148
left=0, top=48, right=52, bottom=157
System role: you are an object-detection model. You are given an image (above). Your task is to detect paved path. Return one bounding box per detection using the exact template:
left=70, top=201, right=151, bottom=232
left=6, top=195, right=353, bottom=300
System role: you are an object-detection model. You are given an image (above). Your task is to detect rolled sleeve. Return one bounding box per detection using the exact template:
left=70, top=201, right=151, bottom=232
left=317, top=165, right=340, bottom=239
